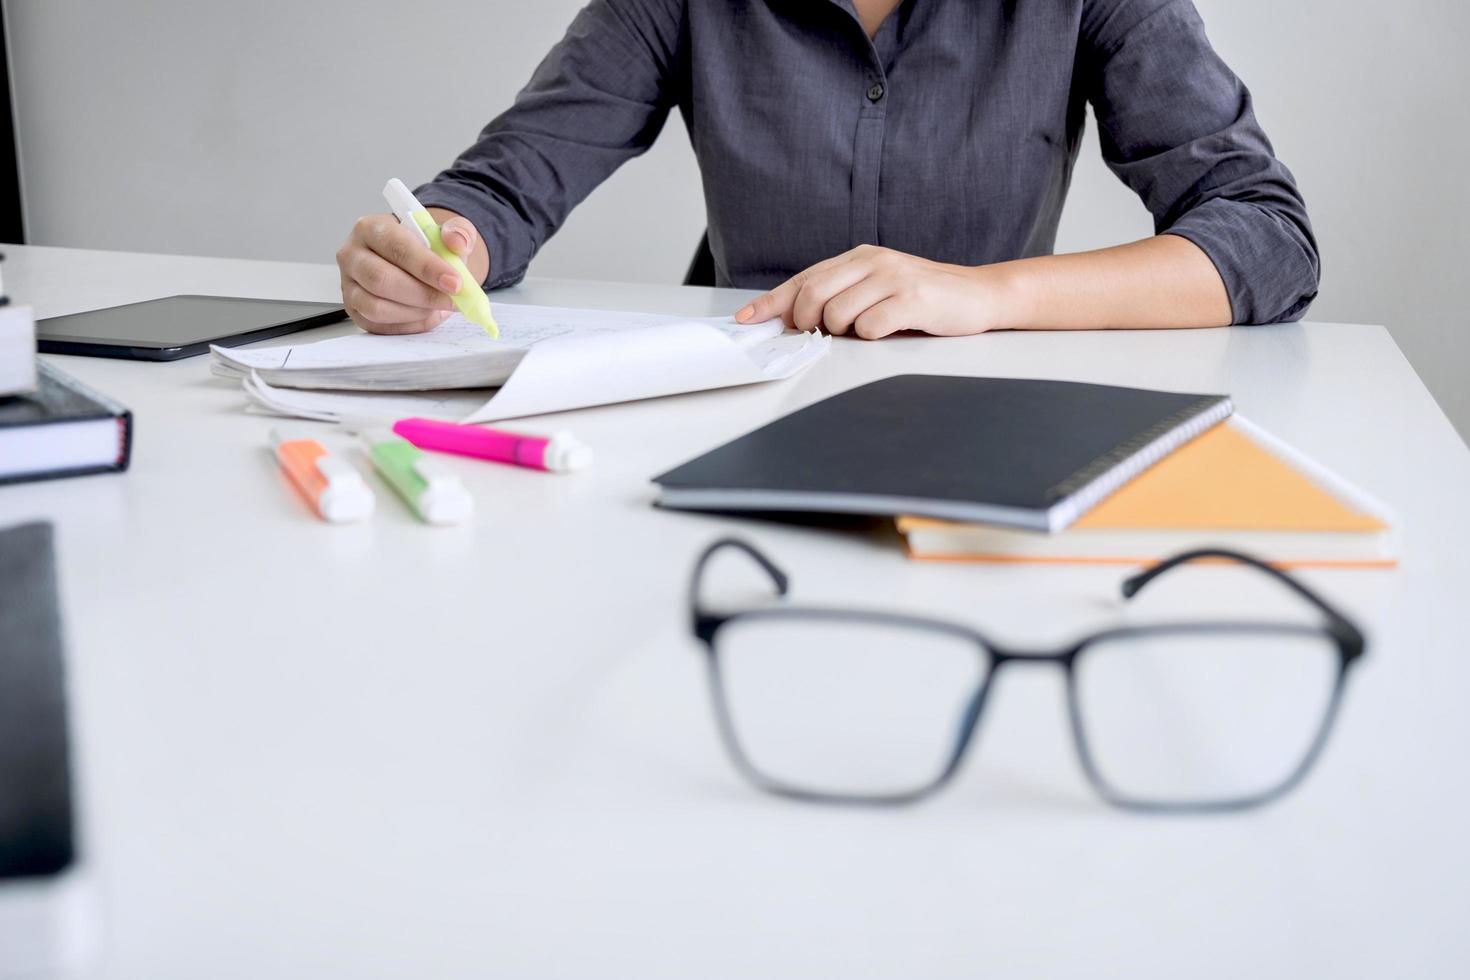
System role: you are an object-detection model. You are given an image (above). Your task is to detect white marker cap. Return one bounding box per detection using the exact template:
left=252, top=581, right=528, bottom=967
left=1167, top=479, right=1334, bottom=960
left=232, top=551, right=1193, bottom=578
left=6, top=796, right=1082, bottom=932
left=413, top=458, right=474, bottom=525
left=383, top=177, right=419, bottom=218
left=543, top=432, right=593, bottom=473
left=383, top=178, right=432, bottom=248
left=314, top=454, right=376, bottom=523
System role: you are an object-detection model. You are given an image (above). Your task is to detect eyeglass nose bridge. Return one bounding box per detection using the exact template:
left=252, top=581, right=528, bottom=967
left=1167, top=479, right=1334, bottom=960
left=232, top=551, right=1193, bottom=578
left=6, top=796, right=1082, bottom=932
left=985, top=645, right=1082, bottom=670
left=931, top=644, right=1081, bottom=791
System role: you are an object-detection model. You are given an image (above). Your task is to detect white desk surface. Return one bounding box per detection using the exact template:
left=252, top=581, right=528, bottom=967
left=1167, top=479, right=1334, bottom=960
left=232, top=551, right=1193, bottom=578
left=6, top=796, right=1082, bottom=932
left=3, top=242, right=1469, bottom=979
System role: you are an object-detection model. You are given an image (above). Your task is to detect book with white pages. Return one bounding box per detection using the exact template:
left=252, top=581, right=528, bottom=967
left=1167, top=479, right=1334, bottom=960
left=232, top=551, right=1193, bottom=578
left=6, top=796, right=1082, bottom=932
left=211, top=302, right=829, bottom=423
left=0, top=254, right=38, bottom=396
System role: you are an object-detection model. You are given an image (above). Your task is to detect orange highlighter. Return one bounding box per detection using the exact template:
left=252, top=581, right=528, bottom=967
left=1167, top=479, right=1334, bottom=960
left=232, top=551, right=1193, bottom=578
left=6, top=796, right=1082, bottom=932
left=270, top=429, right=375, bottom=523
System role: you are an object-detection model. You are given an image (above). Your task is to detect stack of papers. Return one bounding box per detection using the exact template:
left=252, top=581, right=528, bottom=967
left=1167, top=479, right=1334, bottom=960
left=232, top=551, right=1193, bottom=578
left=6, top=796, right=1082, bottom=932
left=212, top=302, right=829, bottom=422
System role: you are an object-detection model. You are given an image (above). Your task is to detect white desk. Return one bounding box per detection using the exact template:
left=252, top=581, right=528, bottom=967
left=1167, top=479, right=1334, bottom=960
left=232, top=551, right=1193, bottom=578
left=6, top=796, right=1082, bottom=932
left=3, top=243, right=1469, bottom=979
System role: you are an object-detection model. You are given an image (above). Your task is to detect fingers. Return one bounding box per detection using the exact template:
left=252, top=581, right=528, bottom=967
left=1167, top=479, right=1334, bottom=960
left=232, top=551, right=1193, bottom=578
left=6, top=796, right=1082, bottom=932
left=735, top=249, right=860, bottom=327
left=757, top=243, right=916, bottom=339
left=852, top=299, right=905, bottom=340
left=342, top=282, right=447, bottom=327
left=790, top=260, right=873, bottom=332
left=345, top=303, right=449, bottom=336
left=736, top=275, right=804, bottom=329
left=356, top=313, right=451, bottom=336
left=729, top=245, right=971, bottom=341
left=818, top=275, right=898, bottom=335
left=337, top=213, right=465, bottom=335
left=357, top=214, right=461, bottom=294
left=343, top=249, right=453, bottom=312
left=341, top=276, right=451, bottom=335
left=440, top=215, right=477, bottom=258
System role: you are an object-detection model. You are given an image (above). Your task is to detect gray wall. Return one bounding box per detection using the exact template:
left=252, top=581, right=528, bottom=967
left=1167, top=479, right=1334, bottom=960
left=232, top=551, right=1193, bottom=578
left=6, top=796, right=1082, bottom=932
left=8, top=0, right=1468, bottom=439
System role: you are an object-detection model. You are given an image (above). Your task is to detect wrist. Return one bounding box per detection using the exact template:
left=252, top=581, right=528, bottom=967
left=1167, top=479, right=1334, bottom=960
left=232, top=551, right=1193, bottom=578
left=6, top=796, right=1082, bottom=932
left=969, top=261, right=1035, bottom=331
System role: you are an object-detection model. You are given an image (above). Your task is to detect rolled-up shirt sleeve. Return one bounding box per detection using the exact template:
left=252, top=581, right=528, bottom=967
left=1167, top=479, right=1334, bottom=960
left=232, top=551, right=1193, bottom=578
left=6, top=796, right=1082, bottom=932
left=1081, top=0, right=1320, bottom=324
left=414, top=0, right=683, bottom=289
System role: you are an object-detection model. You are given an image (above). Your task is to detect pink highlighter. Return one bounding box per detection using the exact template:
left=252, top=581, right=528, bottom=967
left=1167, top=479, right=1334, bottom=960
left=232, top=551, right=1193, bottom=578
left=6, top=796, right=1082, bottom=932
left=391, top=418, right=593, bottom=473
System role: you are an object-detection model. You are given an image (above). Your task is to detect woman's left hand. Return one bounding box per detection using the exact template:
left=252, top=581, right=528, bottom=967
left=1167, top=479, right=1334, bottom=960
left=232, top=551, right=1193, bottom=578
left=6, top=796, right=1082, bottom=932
left=734, top=244, right=1014, bottom=339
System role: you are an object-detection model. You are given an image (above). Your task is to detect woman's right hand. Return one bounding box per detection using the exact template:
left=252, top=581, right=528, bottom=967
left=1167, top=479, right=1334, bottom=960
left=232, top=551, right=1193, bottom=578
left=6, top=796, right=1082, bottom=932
left=335, top=210, right=485, bottom=335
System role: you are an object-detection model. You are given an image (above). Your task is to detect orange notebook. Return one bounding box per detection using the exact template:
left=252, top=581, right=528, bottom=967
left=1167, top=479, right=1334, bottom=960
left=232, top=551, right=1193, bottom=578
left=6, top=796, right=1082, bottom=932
left=898, top=418, right=1396, bottom=568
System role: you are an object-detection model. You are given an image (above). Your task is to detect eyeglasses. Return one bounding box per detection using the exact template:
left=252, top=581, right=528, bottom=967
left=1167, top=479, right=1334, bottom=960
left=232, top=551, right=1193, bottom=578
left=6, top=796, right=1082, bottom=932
left=689, top=539, right=1366, bottom=813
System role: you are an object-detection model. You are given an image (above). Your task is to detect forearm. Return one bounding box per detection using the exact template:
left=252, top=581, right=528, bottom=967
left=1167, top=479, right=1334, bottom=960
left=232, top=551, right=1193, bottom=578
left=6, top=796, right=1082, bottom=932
left=1080, top=0, right=1318, bottom=325
left=982, top=234, right=1232, bottom=331
left=738, top=235, right=1234, bottom=339
left=415, top=0, right=682, bottom=290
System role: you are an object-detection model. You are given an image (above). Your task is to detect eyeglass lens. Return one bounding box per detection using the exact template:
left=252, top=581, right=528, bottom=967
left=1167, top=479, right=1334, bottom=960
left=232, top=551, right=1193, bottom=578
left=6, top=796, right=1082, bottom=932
left=715, top=615, right=1341, bottom=805
left=714, top=612, right=989, bottom=799
left=1071, top=626, right=1340, bottom=805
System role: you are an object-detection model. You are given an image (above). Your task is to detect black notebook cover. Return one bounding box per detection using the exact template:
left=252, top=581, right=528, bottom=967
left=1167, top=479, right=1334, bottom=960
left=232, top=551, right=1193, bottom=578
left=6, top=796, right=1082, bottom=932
left=654, top=375, right=1232, bottom=531
left=0, top=522, right=76, bottom=879
left=0, top=360, right=132, bottom=486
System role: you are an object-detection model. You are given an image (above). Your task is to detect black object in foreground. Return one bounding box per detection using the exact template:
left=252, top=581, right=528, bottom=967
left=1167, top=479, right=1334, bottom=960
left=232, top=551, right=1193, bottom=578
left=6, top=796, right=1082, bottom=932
left=654, top=375, right=1232, bottom=532
left=688, top=539, right=1366, bottom=813
left=0, top=522, right=75, bottom=877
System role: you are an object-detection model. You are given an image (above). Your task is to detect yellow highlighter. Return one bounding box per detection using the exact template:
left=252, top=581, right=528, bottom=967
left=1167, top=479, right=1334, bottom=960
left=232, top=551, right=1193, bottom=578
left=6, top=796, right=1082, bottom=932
left=383, top=177, right=499, bottom=338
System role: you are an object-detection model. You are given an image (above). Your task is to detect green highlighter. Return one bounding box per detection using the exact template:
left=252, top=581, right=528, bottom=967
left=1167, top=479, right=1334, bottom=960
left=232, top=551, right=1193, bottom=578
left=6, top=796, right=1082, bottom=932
left=361, top=430, right=474, bottom=525
left=383, top=178, right=499, bottom=338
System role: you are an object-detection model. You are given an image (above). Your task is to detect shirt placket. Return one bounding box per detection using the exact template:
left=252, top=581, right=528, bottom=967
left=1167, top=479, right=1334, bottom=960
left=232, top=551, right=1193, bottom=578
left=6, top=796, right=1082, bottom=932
left=850, top=78, right=886, bottom=247
left=842, top=6, right=900, bottom=249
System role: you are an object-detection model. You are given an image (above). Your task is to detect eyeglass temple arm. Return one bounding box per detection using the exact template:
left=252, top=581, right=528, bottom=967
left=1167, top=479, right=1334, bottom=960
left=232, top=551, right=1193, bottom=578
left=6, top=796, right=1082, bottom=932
left=1121, top=548, right=1365, bottom=656
left=689, top=538, right=791, bottom=641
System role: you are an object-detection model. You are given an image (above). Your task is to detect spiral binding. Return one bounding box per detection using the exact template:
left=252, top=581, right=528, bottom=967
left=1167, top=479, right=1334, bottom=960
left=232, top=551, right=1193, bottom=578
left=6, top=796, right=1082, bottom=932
left=1044, top=395, right=1235, bottom=532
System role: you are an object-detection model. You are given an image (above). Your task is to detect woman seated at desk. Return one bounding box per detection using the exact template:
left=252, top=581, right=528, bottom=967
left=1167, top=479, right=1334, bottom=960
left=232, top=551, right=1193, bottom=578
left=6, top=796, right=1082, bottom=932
left=336, top=0, right=1318, bottom=340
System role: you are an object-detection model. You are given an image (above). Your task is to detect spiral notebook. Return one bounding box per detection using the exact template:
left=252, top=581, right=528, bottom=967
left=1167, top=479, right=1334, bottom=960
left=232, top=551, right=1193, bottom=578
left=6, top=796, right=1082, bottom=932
left=653, top=375, right=1233, bottom=532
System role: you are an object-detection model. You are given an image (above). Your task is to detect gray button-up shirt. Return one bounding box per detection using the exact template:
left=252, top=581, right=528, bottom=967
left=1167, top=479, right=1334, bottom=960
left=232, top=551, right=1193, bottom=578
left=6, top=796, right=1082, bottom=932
left=418, top=0, right=1319, bottom=325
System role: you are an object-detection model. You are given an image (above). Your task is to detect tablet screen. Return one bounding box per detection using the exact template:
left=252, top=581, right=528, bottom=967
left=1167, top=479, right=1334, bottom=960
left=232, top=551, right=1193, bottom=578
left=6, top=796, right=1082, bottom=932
left=37, top=295, right=346, bottom=351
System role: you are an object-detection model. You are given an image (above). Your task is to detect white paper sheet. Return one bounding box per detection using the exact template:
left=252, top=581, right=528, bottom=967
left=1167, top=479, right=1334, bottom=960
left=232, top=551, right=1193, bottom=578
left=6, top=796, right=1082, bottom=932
left=211, top=303, right=792, bottom=390
left=241, top=374, right=494, bottom=423
left=221, top=303, right=830, bottom=423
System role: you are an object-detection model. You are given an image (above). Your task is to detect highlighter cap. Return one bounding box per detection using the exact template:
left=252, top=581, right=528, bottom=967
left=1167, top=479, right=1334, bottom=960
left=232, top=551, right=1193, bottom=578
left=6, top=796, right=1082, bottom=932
left=383, top=178, right=432, bottom=248
left=383, top=177, right=418, bottom=219
left=315, top=455, right=376, bottom=523
left=544, top=432, right=593, bottom=473
left=270, top=428, right=375, bottom=523
left=414, top=458, right=474, bottom=525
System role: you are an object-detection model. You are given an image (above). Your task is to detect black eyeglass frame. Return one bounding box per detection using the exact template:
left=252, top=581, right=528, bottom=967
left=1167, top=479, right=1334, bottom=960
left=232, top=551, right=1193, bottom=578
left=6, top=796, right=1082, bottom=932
left=689, top=539, right=1367, bottom=813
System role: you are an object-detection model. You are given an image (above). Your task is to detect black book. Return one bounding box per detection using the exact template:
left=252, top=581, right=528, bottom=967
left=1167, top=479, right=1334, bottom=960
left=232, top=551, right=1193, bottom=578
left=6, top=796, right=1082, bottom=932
left=0, top=360, right=132, bottom=486
left=0, top=522, right=75, bottom=879
left=654, top=375, right=1232, bottom=532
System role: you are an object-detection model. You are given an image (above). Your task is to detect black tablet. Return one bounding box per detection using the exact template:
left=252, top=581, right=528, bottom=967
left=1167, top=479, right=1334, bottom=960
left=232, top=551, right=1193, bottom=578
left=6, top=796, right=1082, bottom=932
left=36, top=295, right=349, bottom=361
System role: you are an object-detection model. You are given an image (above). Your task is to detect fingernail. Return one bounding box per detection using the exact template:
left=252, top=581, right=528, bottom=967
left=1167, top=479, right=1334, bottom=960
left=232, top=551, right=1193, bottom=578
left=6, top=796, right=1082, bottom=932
left=440, top=274, right=460, bottom=293
left=435, top=310, right=451, bottom=324
left=736, top=305, right=755, bottom=323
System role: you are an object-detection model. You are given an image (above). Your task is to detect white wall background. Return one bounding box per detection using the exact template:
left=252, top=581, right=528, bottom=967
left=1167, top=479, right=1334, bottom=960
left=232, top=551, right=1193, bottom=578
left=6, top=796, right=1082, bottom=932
left=6, top=0, right=1468, bottom=439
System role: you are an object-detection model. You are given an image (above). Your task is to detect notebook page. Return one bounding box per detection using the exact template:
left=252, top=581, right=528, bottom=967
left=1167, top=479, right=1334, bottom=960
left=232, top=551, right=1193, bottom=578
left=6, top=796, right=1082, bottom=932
left=238, top=320, right=826, bottom=423
left=242, top=372, right=491, bottom=423
left=463, top=320, right=824, bottom=422
left=221, top=301, right=824, bottom=422
left=213, top=304, right=741, bottom=377
left=212, top=306, right=794, bottom=393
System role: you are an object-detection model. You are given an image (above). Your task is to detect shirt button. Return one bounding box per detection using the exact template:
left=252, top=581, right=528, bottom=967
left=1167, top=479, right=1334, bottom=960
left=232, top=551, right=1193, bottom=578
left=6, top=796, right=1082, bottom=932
left=866, top=83, right=885, bottom=103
